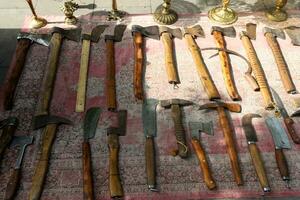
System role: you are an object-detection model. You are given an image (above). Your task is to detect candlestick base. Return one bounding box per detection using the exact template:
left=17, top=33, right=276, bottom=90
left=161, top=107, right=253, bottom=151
left=30, top=17, right=47, bottom=29
left=208, top=6, right=237, bottom=25
left=266, top=9, right=287, bottom=22
left=153, top=7, right=178, bottom=25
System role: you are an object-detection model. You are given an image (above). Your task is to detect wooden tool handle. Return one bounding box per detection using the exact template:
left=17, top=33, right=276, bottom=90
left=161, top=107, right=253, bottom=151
left=161, top=32, right=180, bottom=85
left=82, top=142, right=94, bottom=200
left=184, top=34, right=220, bottom=100
left=36, top=33, right=63, bottom=116
left=0, top=125, right=16, bottom=161
left=248, top=143, right=270, bottom=192
left=106, top=40, right=117, bottom=111
left=275, top=149, right=290, bottom=181
left=265, top=33, right=296, bottom=94
left=284, top=118, right=300, bottom=144
left=191, top=139, right=216, bottom=190
left=133, top=32, right=144, bottom=100
left=76, top=39, right=91, bottom=113
left=4, top=168, right=21, bottom=200
left=145, top=136, right=156, bottom=190
left=108, top=134, right=123, bottom=198
left=212, top=31, right=241, bottom=101
left=244, top=74, right=259, bottom=91
left=3, top=39, right=31, bottom=110
left=241, top=36, right=274, bottom=109
left=217, top=107, right=243, bottom=185
left=29, top=124, right=57, bottom=200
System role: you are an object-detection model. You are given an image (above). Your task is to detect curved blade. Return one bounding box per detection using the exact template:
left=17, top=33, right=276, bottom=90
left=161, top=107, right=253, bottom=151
left=142, top=99, right=158, bottom=137
left=242, top=114, right=261, bottom=143
left=84, top=107, right=101, bottom=140
left=271, top=88, right=289, bottom=118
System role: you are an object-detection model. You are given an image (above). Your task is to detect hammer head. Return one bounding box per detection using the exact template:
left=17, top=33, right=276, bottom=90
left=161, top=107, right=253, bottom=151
left=159, top=26, right=182, bottom=39
left=131, top=25, right=160, bottom=40
left=211, top=26, right=236, bottom=38
left=189, top=121, right=213, bottom=140
left=89, top=25, right=109, bottom=42
left=107, top=110, right=127, bottom=136
left=11, top=135, right=34, bottom=148
left=17, top=32, right=51, bottom=46
left=263, top=27, right=286, bottom=40
left=160, top=99, right=193, bottom=109
left=33, top=115, right=72, bottom=130
left=105, top=25, right=127, bottom=42
left=199, top=101, right=241, bottom=113
left=183, top=25, right=205, bottom=38
left=240, top=23, right=257, bottom=40
left=52, top=27, right=82, bottom=42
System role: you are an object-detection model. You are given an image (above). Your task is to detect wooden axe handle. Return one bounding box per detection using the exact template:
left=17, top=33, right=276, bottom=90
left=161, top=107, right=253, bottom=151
left=4, top=168, right=21, bottom=200
left=191, top=138, right=216, bottom=190
left=145, top=137, right=156, bottom=190
left=76, top=39, right=91, bottom=113
left=161, top=32, right=180, bottom=85
left=275, top=149, right=290, bottom=182
left=0, top=125, right=16, bottom=162
left=284, top=118, right=300, bottom=144
left=241, top=36, right=274, bottom=109
left=3, top=39, right=31, bottom=110
left=82, top=141, right=94, bottom=200
left=184, top=34, right=220, bottom=100
left=212, top=31, right=241, bottom=101
left=133, top=32, right=144, bottom=100
left=265, top=33, right=296, bottom=93
left=106, top=40, right=117, bottom=111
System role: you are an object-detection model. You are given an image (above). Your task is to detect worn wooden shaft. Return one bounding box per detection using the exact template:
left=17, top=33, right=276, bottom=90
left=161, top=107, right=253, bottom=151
left=275, top=149, right=290, bottom=181
left=0, top=125, right=17, bottom=162
left=4, top=168, right=21, bottom=200
left=145, top=136, right=156, bottom=190
left=112, top=0, right=117, bottom=10
left=133, top=32, right=144, bottom=100
left=106, top=40, right=117, bottom=111
left=82, top=142, right=94, bottom=200
left=283, top=118, right=300, bottom=144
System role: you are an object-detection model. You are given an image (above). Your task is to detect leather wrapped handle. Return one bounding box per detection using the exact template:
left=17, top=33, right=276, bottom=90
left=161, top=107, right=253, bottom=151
left=108, top=134, right=123, bottom=198
left=161, top=32, right=180, bottom=85
left=82, top=142, right=94, bottom=200
left=275, top=149, right=290, bottom=181
left=212, top=31, right=241, bottom=101
left=133, top=32, right=144, bottom=100
left=3, top=39, right=31, bottom=110
left=106, top=40, right=117, bottom=111
left=4, top=168, right=21, bottom=200
left=284, top=118, right=300, bottom=144
left=265, top=33, right=296, bottom=94
left=145, top=136, right=156, bottom=191
left=0, top=125, right=16, bottom=162
left=184, top=34, right=220, bottom=100
left=191, top=138, right=216, bottom=190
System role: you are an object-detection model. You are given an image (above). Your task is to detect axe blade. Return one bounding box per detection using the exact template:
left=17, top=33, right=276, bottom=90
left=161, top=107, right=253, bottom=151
left=285, top=26, right=300, bottom=46
left=132, top=25, right=160, bottom=40
left=52, top=27, right=82, bottom=42
left=91, top=25, right=109, bottom=42
left=17, top=32, right=51, bottom=46
left=212, top=26, right=236, bottom=38
left=183, top=25, right=205, bottom=38
left=159, top=26, right=182, bottom=39
left=189, top=121, right=214, bottom=139
left=11, top=135, right=34, bottom=147
left=263, top=27, right=286, bottom=40
left=246, top=23, right=257, bottom=40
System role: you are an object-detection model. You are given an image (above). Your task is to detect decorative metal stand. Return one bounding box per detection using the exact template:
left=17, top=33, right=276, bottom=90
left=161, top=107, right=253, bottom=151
left=154, top=0, right=178, bottom=25
left=208, top=0, right=238, bottom=25
left=266, top=0, right=288, bottom=22
left=107, top=0, right=126, bottom=21
left=61, top=0, right=79, bottom=25
left=25, top=0, right=47, bottom=29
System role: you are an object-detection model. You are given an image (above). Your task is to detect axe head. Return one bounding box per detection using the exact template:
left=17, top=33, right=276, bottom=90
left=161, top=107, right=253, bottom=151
left=211, top=26, right=236, bottom=38
left=240, top=23, right=257, bottom=40
left=291, top=110, right=300, bottom=117
left=105, top=24, right=127, bottom=42
left=52, top=27, right=82, bottom=42
left=199, top=101, right=241, bottom=113
left=242, top=113, right=262, bottom=143
left=183, top=25, right=205, bottom=38
left=107, top=110, right=127, bottom=136
left=263, top=27, right=286, bottom=40
left=159, top=26, right=182, bottom=39
left=17, top=32, right=51, bottom=46
left=131, top=25, right=160, bottom=40
left=285, top=26, right=300, bottom=46
left=189, top=121, right=213, bottom=140
left=90, top=25, right=109, bottom=42
left=33, top=115, right=72, bottom=130
left=160, top=99, right=193, bottom=109
left=10, top=135, right=33, bottom=148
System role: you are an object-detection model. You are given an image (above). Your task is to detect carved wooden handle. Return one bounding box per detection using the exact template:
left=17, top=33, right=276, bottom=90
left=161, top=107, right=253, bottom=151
left=3, top=39, right=31, bottom=110
left=265, top=33, right=296, bottom=94
left=184, top=34, right=220, bottom=100
left=145, top=137, right=156, bottom=190
left=4, top=168, right=21, bottom=200
left=275, top=149, right=290, bottom=181
left=0, top=125, right=16, bottom=162
left=212, top=31, right=241, bottom=101
left=106, top=40, right=117, bottom=111
left=191, top=139, right=216, bottom=190
left=133, top=32, right=144, bottom=100
left=161, top=32, right=180, bottom=85
left=82, top=142, right=94, bottom=200
left=284, top=118, right=300, bottom=144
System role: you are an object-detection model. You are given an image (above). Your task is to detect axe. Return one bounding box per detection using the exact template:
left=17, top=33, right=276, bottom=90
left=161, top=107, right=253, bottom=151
left=285, top=26, right=300, bottom=46
left=0, top=117, right=18, bottom=163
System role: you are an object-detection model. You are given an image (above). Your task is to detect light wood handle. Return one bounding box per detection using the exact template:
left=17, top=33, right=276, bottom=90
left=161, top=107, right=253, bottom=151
left=0, top=125, right=16, bottom=162
left=191, top=139, right=216, bottom=190
left=161, top=32, right=180, bottom=85
left=265, top=33, right=296, bottom=94
left=4, top=168, right=21, bottom=200
left=76, top=39, right=91, bottom=113
left=145, top=137, right=156, bottom=190
left=275, top=149, right=290, bottom=181
left=133, top=32, right=144, bottom=100
left=82, top=142, right=94, bottom=200
left=244, top=74, right=260, bottom=91
left=184, top=34, right=220, bottom=100
left=106, top=40, right=117, bottom=111
left=284, top=118, right=300, bottom=144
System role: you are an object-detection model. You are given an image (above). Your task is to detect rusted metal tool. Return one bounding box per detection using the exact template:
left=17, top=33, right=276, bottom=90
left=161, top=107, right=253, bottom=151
left=199, top=101, right=243, bottom=185
left=285, top=26, right=300, bottom=46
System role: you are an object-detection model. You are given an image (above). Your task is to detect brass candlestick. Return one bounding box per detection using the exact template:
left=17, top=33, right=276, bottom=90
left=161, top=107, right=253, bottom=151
left=107, top=0, right=125, bottom=21
left=61, top=0, right=79, bottom=25
left=208, top=0, right=238, bottom=25
left=266, top=0, right=288, bottom=22
left=154, top=0, right=178, bottom=25
left=25, top=0, right=47, bottom=29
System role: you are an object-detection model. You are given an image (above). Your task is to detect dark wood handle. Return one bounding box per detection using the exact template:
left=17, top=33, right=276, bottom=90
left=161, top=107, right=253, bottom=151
left=133, top=32, right=144, bottom=100
left=3, top=39, right=31, bottom=110
left=284, top=118, right=300, bottom=144
left=4, top=168, right=21, bottom=200
left=191, top=139, right=216, bottom=190
left=82, top=142, right=94, bottom=200
left=145, top=137, right=156, bottom=190
left=106, top=40, right=117, bottom=111
left=0, top=125, right=16, bottom=161
left=108, top=134, right=123, bottom=198
left=275, top=149, right=290, bottom=181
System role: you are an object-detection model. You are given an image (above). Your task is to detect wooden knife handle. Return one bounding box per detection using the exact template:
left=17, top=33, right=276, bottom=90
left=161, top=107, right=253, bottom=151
left=217, top=107, right=243, bottom=185
left=212, top=31, right=241, bottom=101
left=29, top=124, right=57, bottom=200
left=265, top=33, right=296, bottom=94
left=133, top=32, right=144, bottom=100
left=3, top=39, right=31, bottom=110
left=108, top=134, right=123, bottom=198
left=275, top=149, right=290, bottom=181
left=161, top=32, right=180, bottom=85
left=145, top=136, right=156, bottom=191
left=248, top=143, right=270, bottom=192
left=36, top=33, right=63, bottom=116
left=284, top=118, right=300, bottom=144
left=191, top=138, right=216, bottom=190
left=4, top=168, right=21, bottom=200
left=106, top=40, right=117, bottom=111
left=184, top=34, right=220, bottom=100
left=0, top=125, right=16, bottom=161
left=82, top=142, right=94, bottom=200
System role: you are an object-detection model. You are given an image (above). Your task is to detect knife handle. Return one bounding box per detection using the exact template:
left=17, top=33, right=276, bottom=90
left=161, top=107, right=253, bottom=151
left=82, top=142, right=94, bottom=200
left=4, top=168, right=21, bottom=200
left=133, top=31, right=144, bottom=100
left=191, top=138, right=216, bottom=190
left=275, top=149, right=290, bottom=181
left=284, top=118, right=300, bottom=144
left=145, top=136, right=157, bottom=191
left=248, top=143, right=270, bottom=192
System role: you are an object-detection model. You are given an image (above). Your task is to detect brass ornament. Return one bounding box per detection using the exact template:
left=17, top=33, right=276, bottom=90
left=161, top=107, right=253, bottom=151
left=107, top=0, right=126, bottom=21
left=154, top=0, right=178, bottom=25
left=208, top=0, right=238, bottom=25
left=265, top=0, right=288, bottom=22
left=25, top=0, right=47, bottom=29
left=61, top=0, right=79, bottom=25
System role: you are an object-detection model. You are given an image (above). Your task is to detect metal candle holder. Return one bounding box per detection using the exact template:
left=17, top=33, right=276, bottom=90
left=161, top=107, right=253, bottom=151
left=25, top=0, right=47, bottom=29
left=266, top=0, right=288, bottom=22
left=107, top=0, right=125, bottom=21
left=153, top=0, right=178, bottom=25
left=208, top=0, right=238, bottom=25
left=61, top=0, right=79, bottom=25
